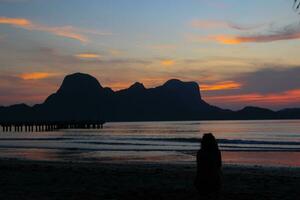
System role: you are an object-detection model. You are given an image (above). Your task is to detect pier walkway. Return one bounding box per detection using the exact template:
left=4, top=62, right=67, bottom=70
left=0, top=120, right=105, bottom=132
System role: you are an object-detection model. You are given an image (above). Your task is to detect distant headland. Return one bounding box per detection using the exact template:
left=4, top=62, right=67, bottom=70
left=1, top=72, right=300, bottom=122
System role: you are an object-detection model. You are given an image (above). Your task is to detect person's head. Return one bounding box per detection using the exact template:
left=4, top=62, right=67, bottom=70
left=201, top=133, right=219, bottom=151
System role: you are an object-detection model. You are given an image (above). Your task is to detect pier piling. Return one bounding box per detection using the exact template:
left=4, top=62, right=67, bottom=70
left=0, top=120, right=105, bottom=133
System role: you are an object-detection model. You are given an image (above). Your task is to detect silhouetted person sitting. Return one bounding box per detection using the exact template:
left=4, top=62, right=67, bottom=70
left=194, top=133, right=222, bottom=198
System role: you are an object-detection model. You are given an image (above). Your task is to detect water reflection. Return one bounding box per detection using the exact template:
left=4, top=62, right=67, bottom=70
left=0, top=120, right=299, bottom=167
left=223, top=152, right=300, bottom=167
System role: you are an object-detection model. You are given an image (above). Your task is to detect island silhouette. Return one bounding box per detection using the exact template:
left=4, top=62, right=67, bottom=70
left=0, top=72, right=300, bottom=122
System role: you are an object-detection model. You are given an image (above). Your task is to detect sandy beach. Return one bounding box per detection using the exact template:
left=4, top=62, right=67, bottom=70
left=0, top=159, right=299, bottom=200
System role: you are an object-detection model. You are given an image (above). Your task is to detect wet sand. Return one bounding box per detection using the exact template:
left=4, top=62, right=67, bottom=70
left=0, top=159, right=300, bottom=200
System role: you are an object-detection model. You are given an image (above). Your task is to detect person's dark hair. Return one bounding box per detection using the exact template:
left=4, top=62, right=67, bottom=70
left=201, top=133, right=219, bottom=152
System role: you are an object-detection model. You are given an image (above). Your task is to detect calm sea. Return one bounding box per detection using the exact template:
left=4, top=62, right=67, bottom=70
left=0, top=120, right=300, bottom=167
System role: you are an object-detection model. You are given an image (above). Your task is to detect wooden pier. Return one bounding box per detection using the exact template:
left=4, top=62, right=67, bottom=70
left=0, top=120, right=105, bottom=132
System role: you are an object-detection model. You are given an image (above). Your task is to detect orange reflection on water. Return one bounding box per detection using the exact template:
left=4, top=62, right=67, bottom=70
left=1, top=148, right=60, bottom=161
left=222, top=151, right=300, bottom=167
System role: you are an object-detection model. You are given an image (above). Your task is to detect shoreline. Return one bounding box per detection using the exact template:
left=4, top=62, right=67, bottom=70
left=1, top=147, right=300, bottom=168
left=0, top=158, right=299, bottom=200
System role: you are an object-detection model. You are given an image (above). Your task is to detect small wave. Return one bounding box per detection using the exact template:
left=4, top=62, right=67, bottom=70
left=0, top=138, right=74, bottom=141
left=131, top=138, right=300, bottom=146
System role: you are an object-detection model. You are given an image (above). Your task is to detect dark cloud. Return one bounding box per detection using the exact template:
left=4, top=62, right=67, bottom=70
left=207, top=23, right=300, bottom=44
left=237, top=66, right=300, bottom=94
left=228, top=22, right=266, bottom=31
left=235, top=23, right=300, bottom=43
left=203, top=66, right=300, bottom=97
left=202, top=66, right=300, bottom=110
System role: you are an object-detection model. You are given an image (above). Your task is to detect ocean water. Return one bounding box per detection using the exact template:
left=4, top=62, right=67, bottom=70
left=0, top=120, right=300, bottom=167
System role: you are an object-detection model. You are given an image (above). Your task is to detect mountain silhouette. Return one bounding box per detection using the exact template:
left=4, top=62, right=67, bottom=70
left=235, top=106, right=276, bottom=120
left=0, top=72, right=300, bottom=122
left=114, top=78, right=229, bottom=121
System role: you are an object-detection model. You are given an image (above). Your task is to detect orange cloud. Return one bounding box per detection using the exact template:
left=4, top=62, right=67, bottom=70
left=0, top=17, right=32, bottom=26
left=210, top=35, right=243, bottom=45
left=40, top=26, right=88, bottom=42
left=76, top=53, right=101, bottom=59
left=19, top=72, right=55, bottom=80
left=204, top=28, right=300, bottom=45
left=160, top=59, right=175, bottom=66
left=189, top=35, right=241, bottom=45
left=206, top=89, right=300, bottom=105
left=0, top=16, right=96, bottom=42
left=201, top=81, right=242, bottom=91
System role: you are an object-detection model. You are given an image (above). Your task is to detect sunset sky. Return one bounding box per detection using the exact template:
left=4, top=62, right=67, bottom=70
left=1, top=0, right=300, bottom=110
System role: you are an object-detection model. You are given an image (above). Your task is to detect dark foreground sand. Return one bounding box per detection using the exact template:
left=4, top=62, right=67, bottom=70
left=0, top=159, right=299, bottom=200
